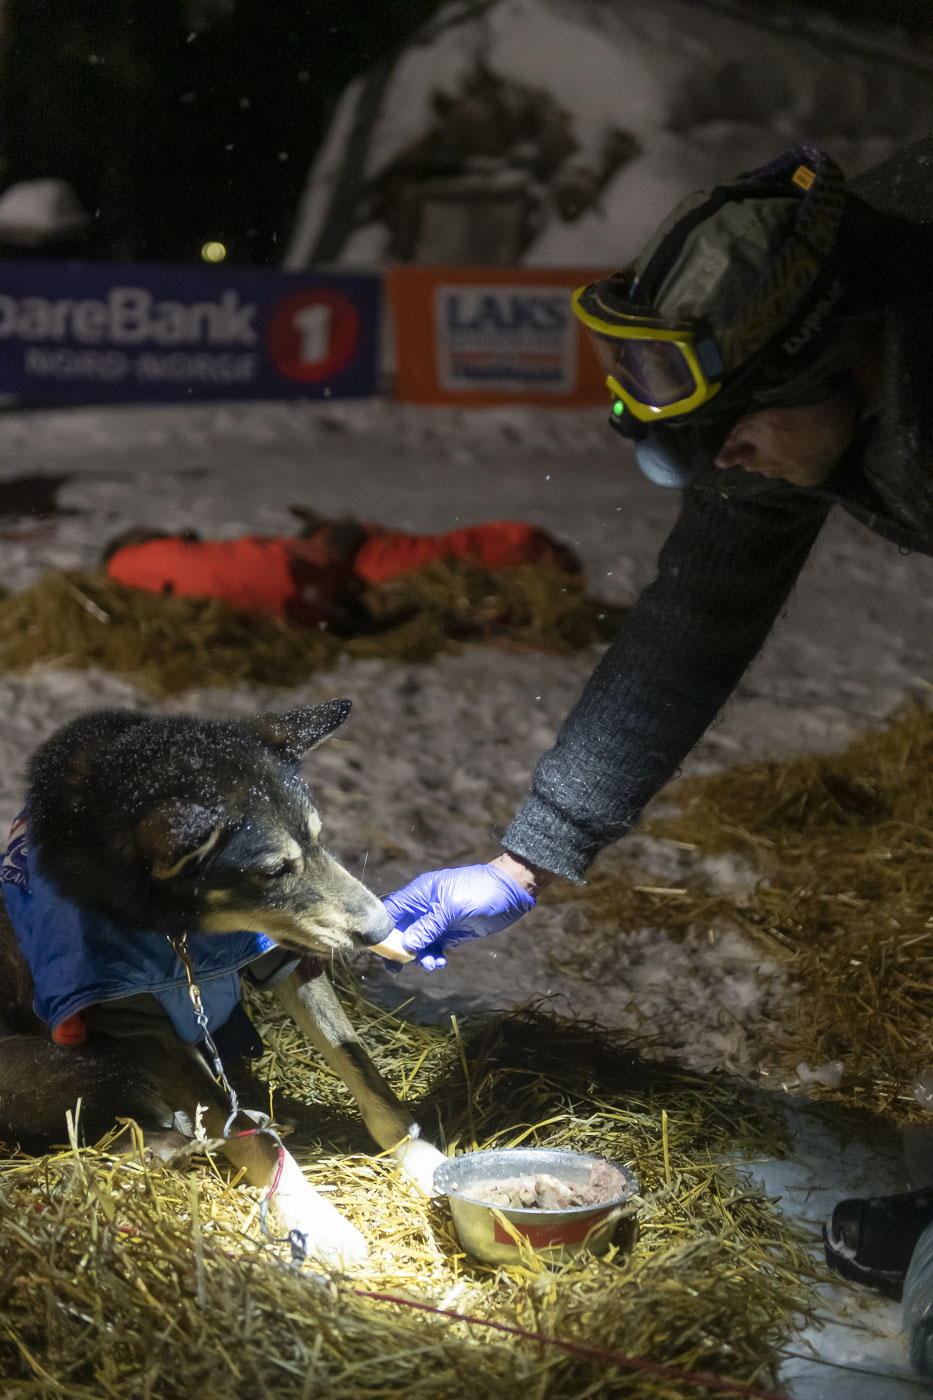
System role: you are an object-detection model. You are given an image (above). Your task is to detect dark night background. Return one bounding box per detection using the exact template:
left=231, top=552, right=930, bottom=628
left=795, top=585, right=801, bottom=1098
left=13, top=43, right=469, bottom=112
left=0, top=0, right=931, bottom=266
left=0, top=0, right=444, bottom=264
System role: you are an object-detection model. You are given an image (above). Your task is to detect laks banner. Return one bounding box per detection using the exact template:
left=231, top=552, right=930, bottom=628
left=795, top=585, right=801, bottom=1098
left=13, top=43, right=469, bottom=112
left=0, top=261, right=380, bottom=403
left=386, top=266, right=610, bottom=407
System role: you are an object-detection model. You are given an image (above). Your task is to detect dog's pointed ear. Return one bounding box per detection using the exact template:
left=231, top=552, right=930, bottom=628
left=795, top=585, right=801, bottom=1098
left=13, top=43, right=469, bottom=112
left=245, top=698, right=352, bottom=760
left=135, top=801, right=222, bottom=880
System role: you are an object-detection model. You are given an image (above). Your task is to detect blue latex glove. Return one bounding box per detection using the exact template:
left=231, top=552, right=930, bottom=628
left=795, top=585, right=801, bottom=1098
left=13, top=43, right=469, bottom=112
left=382, top=863, right=535, bottom=970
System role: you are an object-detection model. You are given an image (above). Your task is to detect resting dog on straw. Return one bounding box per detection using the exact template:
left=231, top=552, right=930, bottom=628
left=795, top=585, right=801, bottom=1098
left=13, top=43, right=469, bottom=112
left=0, top=700, right=439, bottom=1267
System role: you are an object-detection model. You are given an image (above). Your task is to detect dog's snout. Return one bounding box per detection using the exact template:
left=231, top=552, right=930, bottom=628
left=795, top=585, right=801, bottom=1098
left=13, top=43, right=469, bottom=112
left=356, top=903, right=395, bottom=947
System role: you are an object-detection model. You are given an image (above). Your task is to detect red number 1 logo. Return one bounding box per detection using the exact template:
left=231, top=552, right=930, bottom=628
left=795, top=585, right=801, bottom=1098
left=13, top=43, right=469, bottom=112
left=266, top=288, right=361, bottom=382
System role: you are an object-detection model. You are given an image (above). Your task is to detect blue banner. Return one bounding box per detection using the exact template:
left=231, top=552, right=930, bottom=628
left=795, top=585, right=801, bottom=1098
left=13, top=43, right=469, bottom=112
left=0, top=260, right=380, bottom=403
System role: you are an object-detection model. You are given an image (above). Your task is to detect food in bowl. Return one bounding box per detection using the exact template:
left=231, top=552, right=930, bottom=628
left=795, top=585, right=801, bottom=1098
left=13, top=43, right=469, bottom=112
left=450, top=1159, right=628, bottom=1210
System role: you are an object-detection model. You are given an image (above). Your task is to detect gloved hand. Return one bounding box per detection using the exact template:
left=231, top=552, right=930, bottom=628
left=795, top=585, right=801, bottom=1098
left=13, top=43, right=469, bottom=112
left=382, top=863, right=536, bottom=970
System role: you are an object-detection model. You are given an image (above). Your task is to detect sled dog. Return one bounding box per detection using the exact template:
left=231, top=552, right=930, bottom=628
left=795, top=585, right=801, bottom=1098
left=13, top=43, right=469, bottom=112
left=0, top=700, right=440, bottom=1266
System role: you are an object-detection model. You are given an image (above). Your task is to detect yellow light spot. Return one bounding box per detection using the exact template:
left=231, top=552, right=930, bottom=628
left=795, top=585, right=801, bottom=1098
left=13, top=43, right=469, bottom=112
left=201, top=241, right=227, bottom=263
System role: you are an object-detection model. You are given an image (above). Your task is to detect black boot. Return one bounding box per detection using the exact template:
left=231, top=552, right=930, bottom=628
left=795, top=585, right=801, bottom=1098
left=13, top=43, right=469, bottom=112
left=823, top=1187, right=933, bottom=1299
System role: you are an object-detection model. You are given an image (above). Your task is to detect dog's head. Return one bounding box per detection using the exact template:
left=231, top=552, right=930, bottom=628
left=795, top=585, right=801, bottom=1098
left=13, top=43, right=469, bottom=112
left=27, top=700, right=394, bottom=955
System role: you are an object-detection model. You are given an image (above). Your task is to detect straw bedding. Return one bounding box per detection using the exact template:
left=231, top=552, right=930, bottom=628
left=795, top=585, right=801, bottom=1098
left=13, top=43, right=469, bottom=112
left=0, top=563, right=622, bottom=695
left=1, top=561, right=925, bottom=1393
left=561, top=705, right=933, bottom=1123
left=0, top=994, right=816, bottom=1400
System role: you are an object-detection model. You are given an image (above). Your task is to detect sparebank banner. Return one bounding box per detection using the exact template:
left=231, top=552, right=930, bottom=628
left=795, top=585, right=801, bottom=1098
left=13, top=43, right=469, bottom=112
left=0, top=261, right=380, bottom=403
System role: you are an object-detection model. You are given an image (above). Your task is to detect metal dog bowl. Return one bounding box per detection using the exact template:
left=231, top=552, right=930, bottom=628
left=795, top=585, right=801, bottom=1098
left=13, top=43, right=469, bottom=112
left=433, top=1147, right=638, bottom=1268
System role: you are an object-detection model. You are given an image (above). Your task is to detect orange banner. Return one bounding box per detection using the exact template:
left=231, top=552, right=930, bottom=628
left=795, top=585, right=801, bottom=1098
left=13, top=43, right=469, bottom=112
left=386, top=266, right=612, bottom=407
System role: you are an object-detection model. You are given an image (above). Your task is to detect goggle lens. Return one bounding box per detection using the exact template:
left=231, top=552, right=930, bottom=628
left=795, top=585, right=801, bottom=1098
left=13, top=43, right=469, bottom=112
left=587, top=330, right=699, bottom=410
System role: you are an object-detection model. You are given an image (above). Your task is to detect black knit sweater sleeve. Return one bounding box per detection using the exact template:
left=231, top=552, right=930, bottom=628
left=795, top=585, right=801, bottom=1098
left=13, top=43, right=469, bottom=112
left=502, top=477, right=831, bottom=882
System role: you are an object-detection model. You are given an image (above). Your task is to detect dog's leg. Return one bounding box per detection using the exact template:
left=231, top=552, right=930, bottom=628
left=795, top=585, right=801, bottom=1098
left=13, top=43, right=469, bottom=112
left=0, top=1034, right=182, bottom=1150
left=218, top=1120, right=370, bottom=1269
left=275, top=965, right=445, bottom=1196
left=128, top=1035, right=369, bottom=1268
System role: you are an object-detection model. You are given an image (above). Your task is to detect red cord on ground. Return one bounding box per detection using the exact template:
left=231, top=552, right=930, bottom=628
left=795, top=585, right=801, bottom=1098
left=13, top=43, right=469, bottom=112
left=352, top=1287, right=793, bottom=1400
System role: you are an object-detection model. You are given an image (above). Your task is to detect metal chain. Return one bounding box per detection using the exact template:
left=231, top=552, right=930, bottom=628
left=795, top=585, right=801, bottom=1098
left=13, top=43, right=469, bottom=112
left=167, top=932, right=299, bottom=1250
left=169, top=931, right=241, bottom=1134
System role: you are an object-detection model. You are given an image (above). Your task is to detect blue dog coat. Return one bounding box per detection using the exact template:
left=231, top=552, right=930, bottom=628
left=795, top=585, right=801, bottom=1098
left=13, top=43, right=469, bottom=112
left=1, top=812, right=274, bottom=1044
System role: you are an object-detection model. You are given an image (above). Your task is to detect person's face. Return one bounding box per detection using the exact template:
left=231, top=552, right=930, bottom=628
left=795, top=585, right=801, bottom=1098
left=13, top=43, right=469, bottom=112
left=713, top=392, right=859, bottom=487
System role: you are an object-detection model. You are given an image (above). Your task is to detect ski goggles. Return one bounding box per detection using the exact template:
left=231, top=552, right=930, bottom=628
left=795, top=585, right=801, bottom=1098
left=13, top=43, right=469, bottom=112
left=572, top=276, right=726, bottom=424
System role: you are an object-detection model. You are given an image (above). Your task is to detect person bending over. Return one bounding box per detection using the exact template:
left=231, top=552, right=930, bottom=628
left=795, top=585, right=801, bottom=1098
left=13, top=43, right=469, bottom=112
left=381, top=140, right=933, bottom=1361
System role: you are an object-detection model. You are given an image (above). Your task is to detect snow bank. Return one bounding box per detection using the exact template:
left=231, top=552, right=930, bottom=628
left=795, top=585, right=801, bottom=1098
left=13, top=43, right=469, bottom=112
left=286, top=0, right=933, bottom=269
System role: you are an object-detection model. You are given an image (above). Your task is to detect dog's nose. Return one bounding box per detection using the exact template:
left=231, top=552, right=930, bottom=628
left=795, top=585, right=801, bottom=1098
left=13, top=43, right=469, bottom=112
left=359, top=906, right=414, bottom=962
left=356, top=903, right=396, bottom=948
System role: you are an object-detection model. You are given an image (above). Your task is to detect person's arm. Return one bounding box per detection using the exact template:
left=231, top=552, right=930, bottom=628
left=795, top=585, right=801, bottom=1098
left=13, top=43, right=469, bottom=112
left=380, top=476, right=830, bottom=966
left=502, top=476, right=832, bottom=881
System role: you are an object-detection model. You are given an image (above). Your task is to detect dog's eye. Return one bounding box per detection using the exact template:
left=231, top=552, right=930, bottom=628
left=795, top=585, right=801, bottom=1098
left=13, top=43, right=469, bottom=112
left=258, top=863, right=289, bottom=881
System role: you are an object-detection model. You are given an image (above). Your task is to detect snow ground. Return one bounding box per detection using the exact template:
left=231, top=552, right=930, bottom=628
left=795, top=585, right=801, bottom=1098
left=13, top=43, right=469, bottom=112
left=1, top=396, right=932, bottom=1394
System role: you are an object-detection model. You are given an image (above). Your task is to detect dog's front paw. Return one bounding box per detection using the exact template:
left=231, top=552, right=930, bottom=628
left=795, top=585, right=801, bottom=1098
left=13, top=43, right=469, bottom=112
left=392, top=1134, right=447, bottom=1197
left=271, top=1152, right=369, bottom=1269
left=272, top=1197, right=369, bottom=1269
